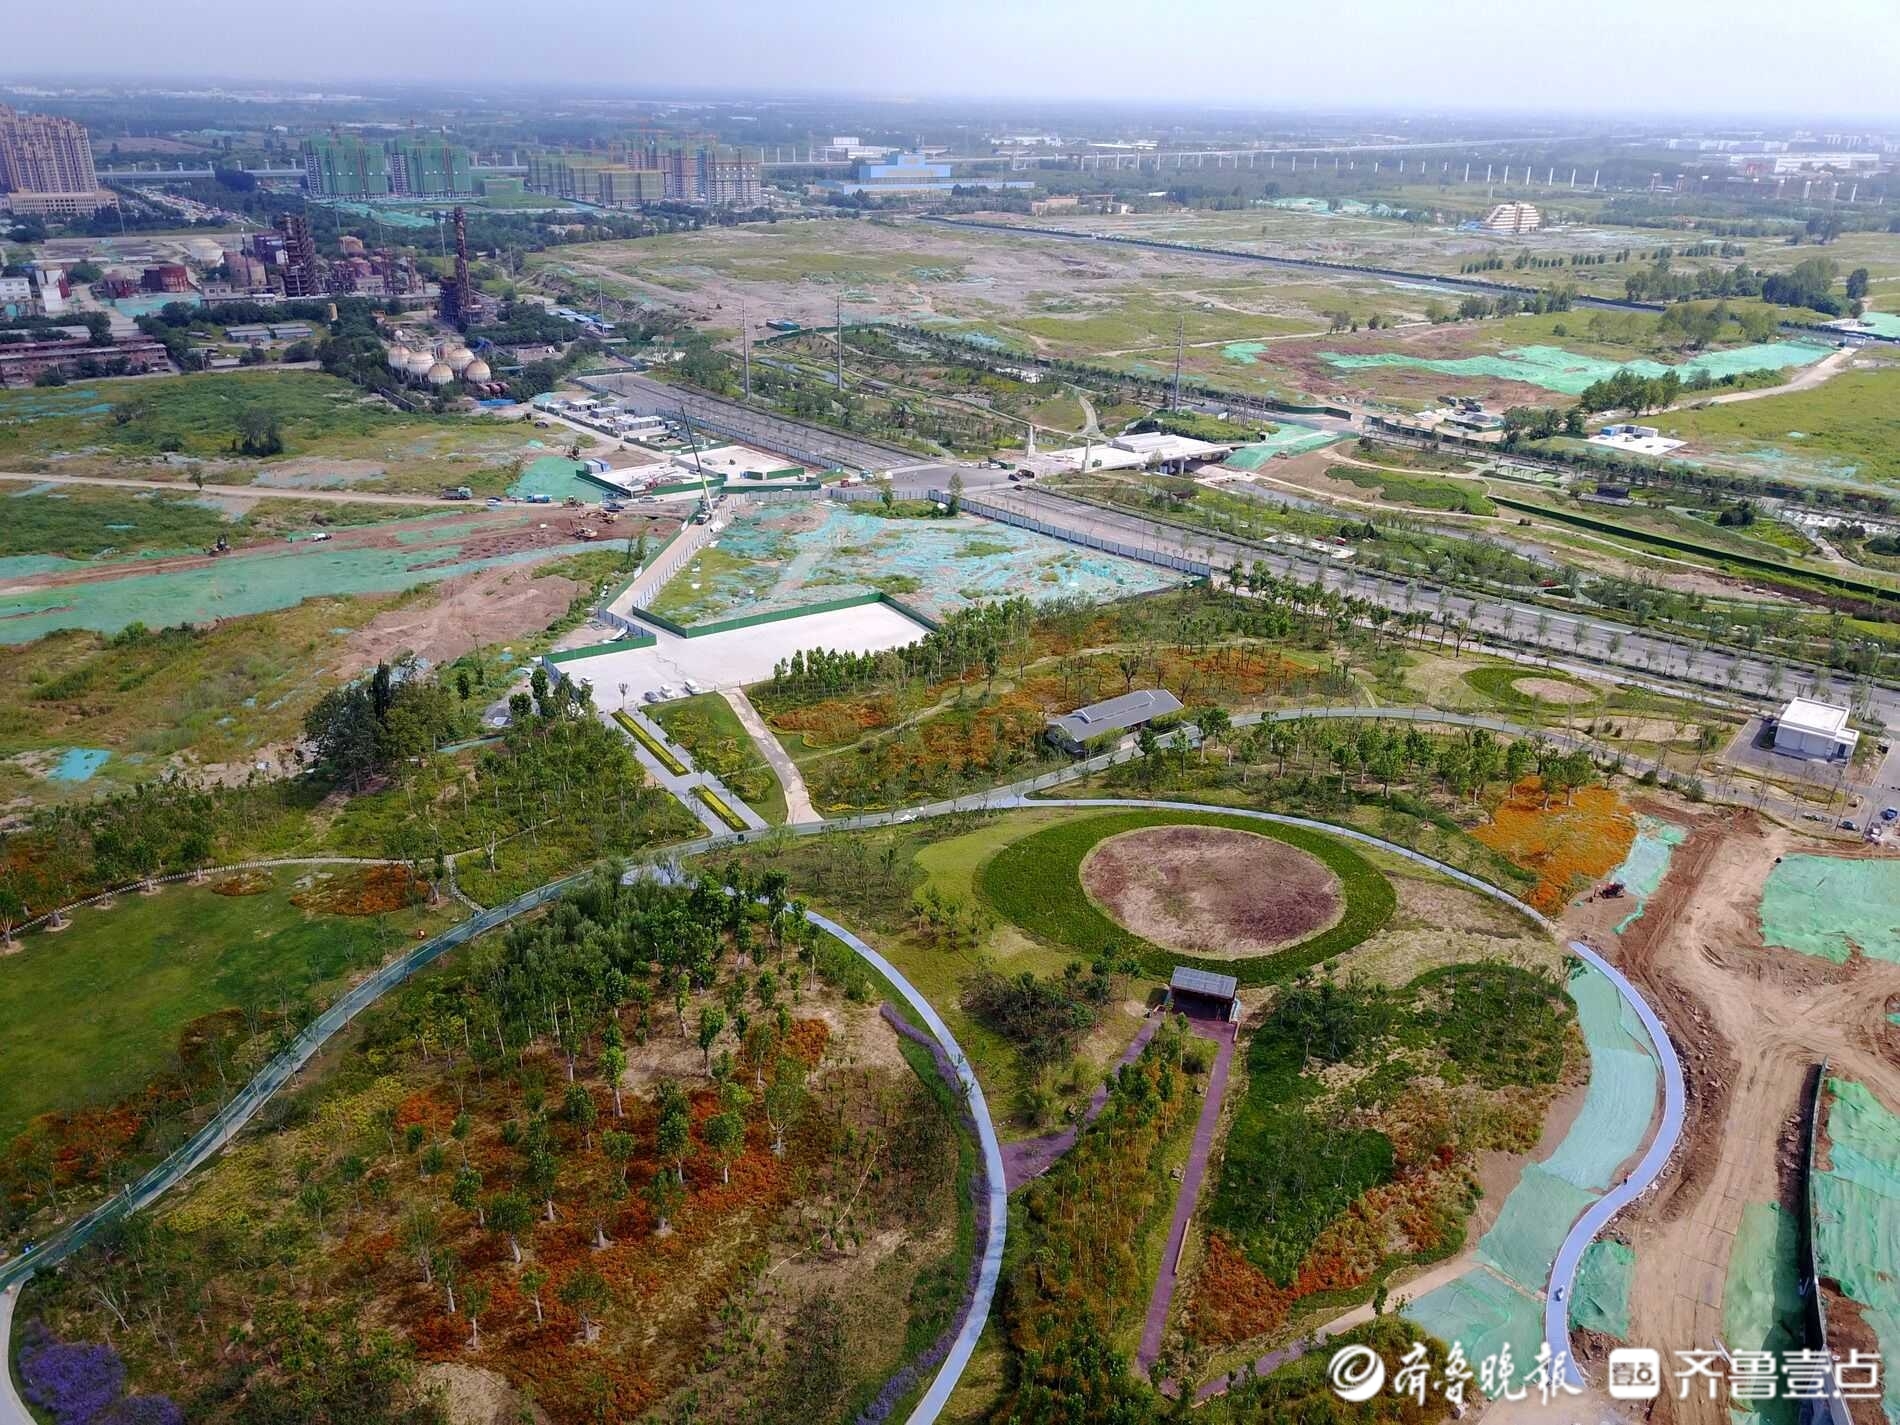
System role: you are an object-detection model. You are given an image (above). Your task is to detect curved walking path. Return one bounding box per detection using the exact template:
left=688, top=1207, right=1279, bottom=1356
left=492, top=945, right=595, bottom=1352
left=722, top=686, right=818, bottom=824
left=0, top=773, right=1684, bottom=1418
left=1026, top=799, right=1685, bottom=1394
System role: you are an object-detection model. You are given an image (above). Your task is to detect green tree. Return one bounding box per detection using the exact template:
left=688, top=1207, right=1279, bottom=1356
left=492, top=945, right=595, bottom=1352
left=560, top=1264, right=611, bottom=1341
left=488, top=1192, right=533, bottom=1262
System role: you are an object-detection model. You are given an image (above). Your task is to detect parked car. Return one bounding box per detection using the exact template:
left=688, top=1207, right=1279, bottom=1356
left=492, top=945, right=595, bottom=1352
left=1842, top=819, right=1860, bottom=831
left=683, top=679, right=706, bottom=696
left=1883, top=807, right=1898, bottom=822
left=642, top=689, right=661, bottom=704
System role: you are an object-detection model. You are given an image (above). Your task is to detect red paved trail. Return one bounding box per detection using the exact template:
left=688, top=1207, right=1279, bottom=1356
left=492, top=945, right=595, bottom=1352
left=1003, top=1015, right=1162, bottom=1189
left=1138, top=1019, right=1237, bottom=1371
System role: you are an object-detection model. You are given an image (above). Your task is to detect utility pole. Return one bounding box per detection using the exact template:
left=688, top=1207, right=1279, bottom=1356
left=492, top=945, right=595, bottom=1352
left=1171, top=314, right=1184, bottom=413
left=741, top=298, right=751, bottom=398
left=835, top=294, right=844, bottom=393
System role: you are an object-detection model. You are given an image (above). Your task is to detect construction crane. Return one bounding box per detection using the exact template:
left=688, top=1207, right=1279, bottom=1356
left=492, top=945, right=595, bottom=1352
left=677, top=405, right=715, bottom=523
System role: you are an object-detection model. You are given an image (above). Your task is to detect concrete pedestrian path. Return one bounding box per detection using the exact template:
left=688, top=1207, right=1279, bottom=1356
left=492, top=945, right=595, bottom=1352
left=721, top=687, right=817, bottom=824
left=1136, top=1018, right=1237, bottom=1373
left=603, top=707, right=768, bottom=836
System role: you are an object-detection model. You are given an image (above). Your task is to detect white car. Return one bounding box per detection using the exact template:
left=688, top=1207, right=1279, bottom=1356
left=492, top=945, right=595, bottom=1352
left=683, top=679, right=706, bottom=696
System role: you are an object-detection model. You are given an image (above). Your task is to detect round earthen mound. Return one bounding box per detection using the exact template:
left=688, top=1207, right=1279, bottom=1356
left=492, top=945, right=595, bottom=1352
left=1510, top=675, right=1596, bottom=705
left=1079, top=825, right=1344, bottom=959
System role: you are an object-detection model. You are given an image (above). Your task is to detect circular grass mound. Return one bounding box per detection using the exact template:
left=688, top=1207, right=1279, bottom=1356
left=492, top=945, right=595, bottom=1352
left=1080, top=826, right=1343, bottom=959
left=1463, top=664, right=1600, bottom=708
left=979, top=809, right=1395, bottom=985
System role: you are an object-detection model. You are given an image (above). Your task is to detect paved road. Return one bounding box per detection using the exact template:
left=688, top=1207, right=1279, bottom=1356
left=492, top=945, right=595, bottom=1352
left=969, top=485, right=1899, bottom=729
left=587, top=371, right=925, bottom=473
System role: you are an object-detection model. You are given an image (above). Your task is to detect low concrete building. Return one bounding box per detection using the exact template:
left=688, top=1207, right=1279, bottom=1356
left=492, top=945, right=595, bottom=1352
left=1046, top=687, right=1183, bottom=754
left=1772, top=697, right=1858, bottom=761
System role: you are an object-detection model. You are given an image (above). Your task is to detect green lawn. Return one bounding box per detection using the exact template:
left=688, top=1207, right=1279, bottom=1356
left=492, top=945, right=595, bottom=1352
left=979, top=808, right=1396, bottom=984
left=0, top=370, right=533, bottom=493
left=652, top=693, right=788, bottom=824
left=1659, top=368, right=1900, bottom=485
left=0, top=483, right=417, bottom=559
left=1332, top=466, right=1495, bottom=515
left=0, top=867, right=461, bottom=1140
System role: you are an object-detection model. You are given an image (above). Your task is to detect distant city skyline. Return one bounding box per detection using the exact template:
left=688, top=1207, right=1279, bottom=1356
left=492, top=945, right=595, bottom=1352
left=4, top=0, right=1900, bottom=122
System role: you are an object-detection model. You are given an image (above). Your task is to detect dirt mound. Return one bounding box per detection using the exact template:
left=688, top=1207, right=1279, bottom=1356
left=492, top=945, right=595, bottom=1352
left=1079, top=825, right=1342, bottom=958
left=1511, top=675, right=1595, bottom=705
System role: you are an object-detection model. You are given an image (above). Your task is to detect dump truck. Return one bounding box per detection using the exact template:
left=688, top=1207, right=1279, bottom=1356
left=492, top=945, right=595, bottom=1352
left=441, top=486, right=473, bottom=501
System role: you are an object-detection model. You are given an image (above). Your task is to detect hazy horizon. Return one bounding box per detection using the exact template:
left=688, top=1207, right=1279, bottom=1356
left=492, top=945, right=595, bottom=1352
left=5, top=0, right=1899, bottom=124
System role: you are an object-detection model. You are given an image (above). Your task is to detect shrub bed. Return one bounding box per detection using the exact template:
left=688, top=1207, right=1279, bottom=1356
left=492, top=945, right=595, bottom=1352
left=978, top=809, right=1394, bottom=985
left=611, top=709, right=689, bottom=776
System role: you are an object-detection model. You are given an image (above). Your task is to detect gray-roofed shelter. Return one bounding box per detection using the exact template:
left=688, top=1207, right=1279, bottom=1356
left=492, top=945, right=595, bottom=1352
left=1046, top=687, right=1184, bottom=754
left=1168, top=966, right=1240, bottom=1022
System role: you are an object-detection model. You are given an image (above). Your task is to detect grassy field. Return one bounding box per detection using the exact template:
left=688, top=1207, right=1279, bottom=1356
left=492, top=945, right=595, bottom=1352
left=1659, top=367, right=1900, bottom=485
left=0, top=482, right=416, bottom=559
left=1332, top=465, right=1494, bottom=515
left=652, top=693, right=789, bottom=825
left=0, top=371, right=536, bottom=494
left=0, top=595, right=400, bottom=808
left=0, top=865, right=460, bottom=1140
left=979, top=808, right=1395, bottom=984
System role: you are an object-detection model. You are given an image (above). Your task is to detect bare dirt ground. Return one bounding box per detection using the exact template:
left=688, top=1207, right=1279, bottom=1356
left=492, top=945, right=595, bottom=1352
left=1080, top=825, right=1342, bottom=957
left=1514, top=677, right=1598, bottom=706
left=420, top=1363, right=545, bottom=1425
left=1571, top=808, right=1900, bottom=1425
left=342, top=563, right=586, bottom=670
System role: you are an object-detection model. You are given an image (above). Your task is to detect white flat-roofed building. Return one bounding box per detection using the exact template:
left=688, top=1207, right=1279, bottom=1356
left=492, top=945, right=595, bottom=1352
left=1772, top=697, right=1859, bottom=761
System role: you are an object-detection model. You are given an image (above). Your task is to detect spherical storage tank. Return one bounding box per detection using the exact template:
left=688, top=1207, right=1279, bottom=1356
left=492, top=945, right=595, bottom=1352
left=386, top=344, right=414, bottom=371
left=403, top=349, right=434, bottom=376
left=443, top=346, right=476, bottom=374
left=425, top=361, right=455, bottom=386
left=462, top=359, right=492, bottom=383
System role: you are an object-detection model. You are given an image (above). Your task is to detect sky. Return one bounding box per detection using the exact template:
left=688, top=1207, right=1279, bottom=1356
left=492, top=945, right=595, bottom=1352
left=7, top=0, right=1900, bottom=121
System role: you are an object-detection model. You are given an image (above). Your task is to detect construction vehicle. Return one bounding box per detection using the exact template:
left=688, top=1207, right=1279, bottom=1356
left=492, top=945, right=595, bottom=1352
left=204, top=534, right=231, bottom=557
left=441, top=486, right=473, bottom=501
left=573, top=525, right=598, bottom=541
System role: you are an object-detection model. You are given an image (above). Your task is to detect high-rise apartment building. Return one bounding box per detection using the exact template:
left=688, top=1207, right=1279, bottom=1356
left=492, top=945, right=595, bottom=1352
left=301, top=136, right=474, bottom=199
left=0, top=104, right=115, bottom=218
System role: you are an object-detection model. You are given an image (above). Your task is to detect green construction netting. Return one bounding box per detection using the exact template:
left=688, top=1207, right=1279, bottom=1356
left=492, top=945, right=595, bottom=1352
left=1760, top=856, right=1900, bottom=965
left=1402, top=1266, right=1546, bottom=1375
left=1221, top=425, right=1342, bottom=464
left=0, top=525, right=602, bottom=644
left=1319, top=341, right=1834, bottom=397
left=1571, top=1239, right=1634, bottom=1339
left=509, top=455, right=601, bottom=502
left=1813, top=1077, right=1900, bottom=1425
left=1538, top=967, right=1658, bottom=1192
left=1722, top=1202, right=1803, bottom=1425
left=1608, top=814, right=1689, bottom=931
left=1855, top=311, right=1900, bottom=339
left=1476, top=1166, right=1597, bottom=1293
